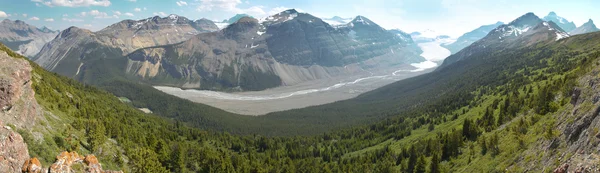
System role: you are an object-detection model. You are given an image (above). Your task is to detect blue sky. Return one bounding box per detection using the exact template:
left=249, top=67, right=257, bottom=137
left=0, top=0, right=598, bottom=37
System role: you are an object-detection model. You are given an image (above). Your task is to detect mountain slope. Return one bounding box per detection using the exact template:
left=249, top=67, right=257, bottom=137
left=442, top=21, right=504, bottom=54
left=33, top=15, right=218, bottom=77
left=0, top=19, right=58, bottom=58
left=543, top=11, right=577, bottom=32
left=570, top=19, right=600, bottom=35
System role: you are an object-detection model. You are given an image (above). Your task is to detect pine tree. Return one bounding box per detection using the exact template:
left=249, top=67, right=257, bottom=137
left=429, top=154, right=440, bottom=173
left=414, top=155, right=426, bottom=173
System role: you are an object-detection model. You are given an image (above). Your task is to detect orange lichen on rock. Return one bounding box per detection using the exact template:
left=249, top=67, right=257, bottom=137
left=21, top=151, right=122, bottom=173
left=21, top=157, right=42, bottom=173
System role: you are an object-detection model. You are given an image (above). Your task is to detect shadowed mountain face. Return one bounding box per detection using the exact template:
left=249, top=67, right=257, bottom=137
left=33, top=15, right=219, bottom=75
left=442, top=21, right=504, bottom=54
left=440, top=13, right=569, bottom=68
left=0, top=19, right=58, bottom=58
left=121, top=10, right=424, bottom=91
left=570, top=19, right=599, bottom=35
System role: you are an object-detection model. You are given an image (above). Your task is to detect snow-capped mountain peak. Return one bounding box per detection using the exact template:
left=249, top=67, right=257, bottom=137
left=261, top=9, right=300, bottom=25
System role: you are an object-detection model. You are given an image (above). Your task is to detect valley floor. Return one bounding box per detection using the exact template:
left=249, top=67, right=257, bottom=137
left=155, top=39, right=453, bottom=115
left=155, top=64, right=434, bottom=115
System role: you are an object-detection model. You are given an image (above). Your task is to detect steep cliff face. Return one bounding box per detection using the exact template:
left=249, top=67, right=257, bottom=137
left=0, top=19, right=58, bottom=58
left=34, top=15, right=218, bottom=77
left=124, top=10, right=424, bottom=91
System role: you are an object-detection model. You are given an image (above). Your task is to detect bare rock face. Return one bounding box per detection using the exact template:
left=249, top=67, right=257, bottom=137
left=0, top=51, right=42, bottom=129
left=0, top=121, right=30, bottom=173
left=553, top=163, right=569, bottom=173
left=21, top=152, right=123, bottom=173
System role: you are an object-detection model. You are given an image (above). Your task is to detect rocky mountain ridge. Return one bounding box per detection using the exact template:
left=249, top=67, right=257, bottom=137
left=33, top=15, right=219, bottom=73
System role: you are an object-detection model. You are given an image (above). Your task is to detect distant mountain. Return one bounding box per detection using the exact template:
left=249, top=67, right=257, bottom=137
left=97, top=9, right=423, bottom=91
left=543, top=11, right=576, bottom=32
left=34, top=14, right=218, bottom=75
left=570, top=19, right=599, bottom=35
left=442, top=21, right=504, bottom=54
left=410, top=29, right=450, bottom=43
left=222, top=14, right=251, bottom=24
left=322, top=16, right=353, bottom=26
left=0, top=19, right=58, bottom=58
left=441, top=12, right=569, bottom=68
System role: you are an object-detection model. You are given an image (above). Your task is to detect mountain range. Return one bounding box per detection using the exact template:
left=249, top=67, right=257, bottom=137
left=0, top=19, right=58, bottom=58
left=32, top=9, right=423, bottom=91
left=441, top=13, right=569, bottom=67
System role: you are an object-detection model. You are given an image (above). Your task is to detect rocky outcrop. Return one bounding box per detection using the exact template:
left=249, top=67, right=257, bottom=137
left=21, top=152, right=123, bottom=173
left=0, top=51, right=42, bottom=129
left=0, top=120, right=30, bottom=173
left=21, top=157, right=43, bottom=173
left=0, top=19, right=59, bottom=58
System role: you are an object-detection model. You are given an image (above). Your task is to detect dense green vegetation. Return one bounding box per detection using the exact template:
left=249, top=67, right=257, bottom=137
left=4, top=30, right=600, bottom=172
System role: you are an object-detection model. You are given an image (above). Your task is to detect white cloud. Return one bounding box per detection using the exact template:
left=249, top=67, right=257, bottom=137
left=114, top=11, right=122, bottom=16
left=0, top=11, right=7, bottom=18
left=124, top=12, right=134, bottom=17
left=176, top=1, right=188, bottom=6
left=32, top=0, right=111, bottom=7
left=153, top=12, right=167, bottom=16
left=126, top=0, right=136, bottom=2
left=45, top=18, right=54, bottom=22
left=29, top=17, right=40, bottom=21
left=196, top=0, right=266, bottom=16
left=81, top=10, right=118, bottom=19
left=63, top=14, right=68, bottom=17
left=268, top=7, right=298, bottom=16
left=83, top=24, right=93, bottom=28
left=143, top=7, right=147, bottom=10
left=62, top=18, right=84, bottom=22
left=134, top=8, right=141, bottom=12
left=22, top=14, right=28, bottom=17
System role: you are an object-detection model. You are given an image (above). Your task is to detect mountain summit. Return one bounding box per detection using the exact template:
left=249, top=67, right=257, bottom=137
left=570, top=19, right=599, bottom=35
left=543, top=11, right=577, bottom=32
